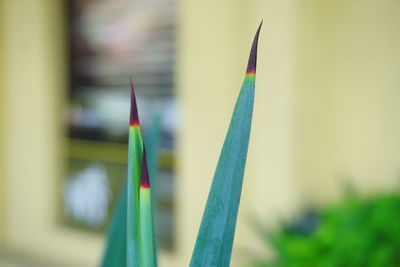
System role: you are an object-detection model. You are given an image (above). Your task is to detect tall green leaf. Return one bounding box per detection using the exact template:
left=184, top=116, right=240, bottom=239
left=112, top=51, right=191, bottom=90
left=127, top=79, right=144, bottom=267
left=126, top=79, right=158, bottom=267
left=101, top=113, right=161, bottom=267
left=144, top=112, right=161, bottom=216
left=100, top=81, right=160, bottom=267
left=190, top=22, right=262, bottom=267
left=139, top=149, right=157, bottom=267
left=100, top=182, right=127, bottom=267
left=144, top=113, right=162, bottom=247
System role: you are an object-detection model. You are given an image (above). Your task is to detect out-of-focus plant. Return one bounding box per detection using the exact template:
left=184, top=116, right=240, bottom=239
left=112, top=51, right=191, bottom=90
left=101, top=22, right=262, bottom=267
left=254, top=193, right=400, bottom=267
left=100, top=115, right=160, bottom=267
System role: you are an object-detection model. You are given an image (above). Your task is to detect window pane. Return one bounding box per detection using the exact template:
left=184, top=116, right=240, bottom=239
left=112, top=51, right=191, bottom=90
left=61, top=0, right=177, bottom=250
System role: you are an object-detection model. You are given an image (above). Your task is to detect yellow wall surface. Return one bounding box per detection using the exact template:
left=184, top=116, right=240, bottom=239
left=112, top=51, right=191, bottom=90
left=295, top=0, right=400, bottom=202
left=1, top=0, right=103, bottom=266
left=0, top=0, right=6, bottom=246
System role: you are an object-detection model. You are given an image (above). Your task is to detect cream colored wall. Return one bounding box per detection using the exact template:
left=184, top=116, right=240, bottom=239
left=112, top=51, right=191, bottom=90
left=1, top=0, right=103, bottom=266
left=0, top=0, right=6, bottom=246
left=295, top=0, right=400, bottom=203
left=329, top=0, right=400, bottom=194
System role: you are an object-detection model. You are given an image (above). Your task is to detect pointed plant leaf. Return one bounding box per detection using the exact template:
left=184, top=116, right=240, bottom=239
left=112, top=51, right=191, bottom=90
left=139, top=149, right=157, bottom=267
left=143, top=112, right=162, bottom=247
left=127, top=79, right=144, bottom=267
left=127, top=79, right=158, bottom=267
left=100, top=182, right=127, bottom=267
left=190, top=22, right=262, bottom=267
left=101, top=109, right=161, bottom=267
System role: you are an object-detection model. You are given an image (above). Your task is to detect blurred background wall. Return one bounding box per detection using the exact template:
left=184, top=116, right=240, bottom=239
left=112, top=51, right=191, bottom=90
left=295, top=0, right=400, bottom=203
left=1, top=0, right=400, bottom=266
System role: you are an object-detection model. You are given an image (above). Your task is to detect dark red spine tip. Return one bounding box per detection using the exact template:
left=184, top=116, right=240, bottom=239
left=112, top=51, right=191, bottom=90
left=140, top=148, right=150, bottom=188
left=246, top=20, right=263, bottom=75
left=129, top=78, right=140, bottom=127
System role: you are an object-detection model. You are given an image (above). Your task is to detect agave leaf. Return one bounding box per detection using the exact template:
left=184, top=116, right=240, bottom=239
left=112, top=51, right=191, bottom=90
left=101, top=112, right=160, bottom=267
left=127, top=79, right=158, bottom=267
left=100, top=182, right=127, bottom=267
left=139, top=149, right=157, bottom=267
left=144, top=113, right=162, bottom=246
left=190, top=22, right=262, bottom=267
left=127, top=79, right=144, bottom=267
left=144, top=113, right=161, bottom=215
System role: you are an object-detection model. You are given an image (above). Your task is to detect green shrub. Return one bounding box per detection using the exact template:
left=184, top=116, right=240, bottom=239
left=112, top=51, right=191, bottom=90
left=256, top=193, right=400, bottom=267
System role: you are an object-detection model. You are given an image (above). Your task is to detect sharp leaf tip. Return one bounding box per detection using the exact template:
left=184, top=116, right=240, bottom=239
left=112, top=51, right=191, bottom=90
left=246, top=22, right=263, bottom=75
left=129, top=78, right=140, bottom=126
left=140, top=148, right=151, bottom=188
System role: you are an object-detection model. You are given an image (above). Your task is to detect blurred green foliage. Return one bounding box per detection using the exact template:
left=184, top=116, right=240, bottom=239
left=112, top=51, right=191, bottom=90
left=255, top=193, right=400, bottom=267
